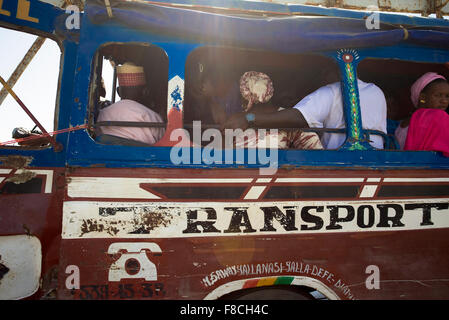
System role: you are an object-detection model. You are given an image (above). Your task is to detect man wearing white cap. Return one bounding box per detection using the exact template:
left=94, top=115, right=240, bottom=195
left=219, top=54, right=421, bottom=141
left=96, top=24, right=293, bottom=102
left=96, top=62, right=165, bottom=146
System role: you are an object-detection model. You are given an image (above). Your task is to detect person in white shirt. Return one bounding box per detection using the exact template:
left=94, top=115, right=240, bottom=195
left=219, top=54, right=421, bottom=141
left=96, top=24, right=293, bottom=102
left=293, top=79, right=386, bottom=149
left=223, top=74, right=387, bottom=150
left=96, top=62, right=165, bottom=146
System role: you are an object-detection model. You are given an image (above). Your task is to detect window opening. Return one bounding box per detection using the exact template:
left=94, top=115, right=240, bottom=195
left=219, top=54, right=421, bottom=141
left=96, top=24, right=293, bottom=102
left=90, top=43, right=169, bottom=147
left=358, top=59, right=449, bottom=153
left=184, top=46, right=350, bottom=150
left=0, top=27, right=61, bottom=149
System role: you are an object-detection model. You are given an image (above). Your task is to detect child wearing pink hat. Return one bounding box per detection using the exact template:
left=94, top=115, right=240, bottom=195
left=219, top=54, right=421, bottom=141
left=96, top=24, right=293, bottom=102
left=395, top=72, right=449, bottom=156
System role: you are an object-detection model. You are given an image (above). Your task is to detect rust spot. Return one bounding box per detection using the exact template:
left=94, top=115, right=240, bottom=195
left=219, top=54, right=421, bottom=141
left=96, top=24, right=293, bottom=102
left=0, top=155, right=33, bottom=169
left=280, top=164, right=296, bottom=170
left=0, top=156, right=36, bottom=184
left=88, top=163, right=106, bottom=168
left=23, top=224, right=31, bottom=235
left=41, top=266, right=58, bottom=300
left=80, top=219, right=119, bottom=237
left=131, top=207, right=174, bottom=234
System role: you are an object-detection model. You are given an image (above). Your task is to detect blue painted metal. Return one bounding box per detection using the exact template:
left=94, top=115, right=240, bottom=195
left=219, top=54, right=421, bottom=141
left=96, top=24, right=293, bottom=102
left=1, top=0, right=449, bottom=170
left=0, top=0, right=64, bottom=34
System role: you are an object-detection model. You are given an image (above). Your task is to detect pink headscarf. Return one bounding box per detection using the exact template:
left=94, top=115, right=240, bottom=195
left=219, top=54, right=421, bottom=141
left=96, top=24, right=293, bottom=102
left=410, top=72, right=446, bottom=107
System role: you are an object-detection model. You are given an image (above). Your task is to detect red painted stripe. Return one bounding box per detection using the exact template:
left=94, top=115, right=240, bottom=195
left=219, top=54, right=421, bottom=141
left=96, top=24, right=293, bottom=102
left=242, top=279, right=259, bottom=289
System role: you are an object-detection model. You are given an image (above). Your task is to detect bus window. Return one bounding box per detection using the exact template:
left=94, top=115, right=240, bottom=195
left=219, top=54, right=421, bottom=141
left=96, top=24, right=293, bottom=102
left=358, top=59, right=449, bottom=150
left=0, top=27, right=61, bottom=149
left=89, top=43, right=169, bottom=146
left=183, top=46, right=341, bottom=149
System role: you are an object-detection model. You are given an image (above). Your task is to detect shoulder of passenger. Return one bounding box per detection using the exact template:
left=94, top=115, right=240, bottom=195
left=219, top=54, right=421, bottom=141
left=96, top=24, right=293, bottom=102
left=320, top=83, right=338, bottom=96
left=358, top=81, right=382, bottom=92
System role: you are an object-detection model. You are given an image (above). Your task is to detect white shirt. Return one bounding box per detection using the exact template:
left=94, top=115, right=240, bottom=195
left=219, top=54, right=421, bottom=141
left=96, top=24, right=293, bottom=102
left=97, top=99, right=165, bottom=145
left=293, top=79, right=387, bottom=149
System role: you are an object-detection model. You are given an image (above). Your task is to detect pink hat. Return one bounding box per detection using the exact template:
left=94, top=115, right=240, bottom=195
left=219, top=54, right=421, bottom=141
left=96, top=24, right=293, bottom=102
left=240, top=71, right=274, bottom=111
left=410, top=72, right=446, bottom=107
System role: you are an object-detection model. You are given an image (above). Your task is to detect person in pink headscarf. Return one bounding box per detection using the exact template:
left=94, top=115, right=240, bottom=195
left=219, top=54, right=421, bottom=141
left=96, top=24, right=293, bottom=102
left=394, top=72, right=447, bottom=150
left=395, top=72, right=449, bottom=156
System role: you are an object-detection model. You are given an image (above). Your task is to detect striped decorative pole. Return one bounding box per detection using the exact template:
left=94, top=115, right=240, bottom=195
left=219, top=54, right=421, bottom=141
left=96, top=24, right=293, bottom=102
left=336, top=49, right=372, bottom=151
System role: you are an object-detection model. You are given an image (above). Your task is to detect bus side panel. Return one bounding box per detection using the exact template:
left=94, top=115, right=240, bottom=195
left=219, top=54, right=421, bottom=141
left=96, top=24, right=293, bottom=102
left=0, top=167, right=65, bottom=299
left=57, top=167, right=449, bottom=300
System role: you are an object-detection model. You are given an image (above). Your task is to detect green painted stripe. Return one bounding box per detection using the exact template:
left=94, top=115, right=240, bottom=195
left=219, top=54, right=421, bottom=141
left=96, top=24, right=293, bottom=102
left=274, top=276, right=294, bottom=285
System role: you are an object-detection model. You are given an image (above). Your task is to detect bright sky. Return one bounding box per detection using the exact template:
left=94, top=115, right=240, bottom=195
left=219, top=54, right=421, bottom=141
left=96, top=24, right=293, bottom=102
left=0, top=27, right=60, bottom=143
left=0, top=26, right=115, bottom=144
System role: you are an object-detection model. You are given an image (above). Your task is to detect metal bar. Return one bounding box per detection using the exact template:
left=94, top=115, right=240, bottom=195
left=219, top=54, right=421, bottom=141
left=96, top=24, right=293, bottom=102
left=93, top=122, right=388, bottom=140
left=111, top=65, right=117, bottom=103
left=104, top=0, right=114, bottom=18
left=94, top=122, right=393, bottom=148
left=95, top=121, right=169, bottom=128
left=0, top=37, right=46, bottom=107
left=0, top=75, right=62, bottom=151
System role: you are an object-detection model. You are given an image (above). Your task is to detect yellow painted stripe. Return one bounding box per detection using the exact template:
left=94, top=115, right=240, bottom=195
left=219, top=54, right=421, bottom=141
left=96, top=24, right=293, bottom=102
left=257, top=277, right=277, bottom=287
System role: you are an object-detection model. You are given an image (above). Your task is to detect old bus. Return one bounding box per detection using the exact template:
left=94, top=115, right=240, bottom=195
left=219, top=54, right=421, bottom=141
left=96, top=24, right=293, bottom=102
left=0, top=0, right=449, bottom=300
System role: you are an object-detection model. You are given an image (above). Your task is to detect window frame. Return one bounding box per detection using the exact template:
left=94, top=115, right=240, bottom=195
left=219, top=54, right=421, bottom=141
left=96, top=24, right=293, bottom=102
left=0, top=23, right=68, bottom=167
left=65, top=15, right=449, bottom=170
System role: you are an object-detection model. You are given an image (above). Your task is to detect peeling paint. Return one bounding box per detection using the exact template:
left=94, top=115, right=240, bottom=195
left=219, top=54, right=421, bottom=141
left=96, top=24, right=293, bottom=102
left=0, top=155, right=37, bottom=184
left=0, top=155, right=33, bottom=169
left=65, top=203, right=181, bottom=238
left=40, top=266, right=58, bottom=300
left=131, top=207, right=174, bottom=234
left=6, top=170, right=37, bottom=184
left=80, top=219, right=120, bottom=237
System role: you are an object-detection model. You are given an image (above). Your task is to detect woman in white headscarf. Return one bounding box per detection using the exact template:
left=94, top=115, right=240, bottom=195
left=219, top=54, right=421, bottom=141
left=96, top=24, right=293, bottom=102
left=232, top=71, right=323, bottom=150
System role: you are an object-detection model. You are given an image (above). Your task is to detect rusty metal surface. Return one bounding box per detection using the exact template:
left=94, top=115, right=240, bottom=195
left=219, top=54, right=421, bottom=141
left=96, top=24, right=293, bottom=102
left=278, top=0, right=449, bottom=15
left=53, top=166, right=449, bottom=300
left=0, top=167, right=65, bottom=299
left=0, top=155, right=33, bottom=168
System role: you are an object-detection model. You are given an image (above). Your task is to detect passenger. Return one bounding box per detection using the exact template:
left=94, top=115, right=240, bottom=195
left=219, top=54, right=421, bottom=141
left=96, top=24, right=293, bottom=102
left=98, top=77, right=112, bottom=110
left=401, top=72, right=449, bottom=156
left=223, top=73, right=387, bottom=149
left=395, top=72, right=448, bottom=149
left=93, top=78, right=112, bottom=124
left=193, top=68, right=243, bottom=126
left=234, top=71, right=323, bottom=150
left=96, top=62, right=165, bottom=146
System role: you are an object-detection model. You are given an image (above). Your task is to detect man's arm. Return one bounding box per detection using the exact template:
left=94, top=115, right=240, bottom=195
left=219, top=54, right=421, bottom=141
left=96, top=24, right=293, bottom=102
left=222, top=108, right=309, bottom=131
